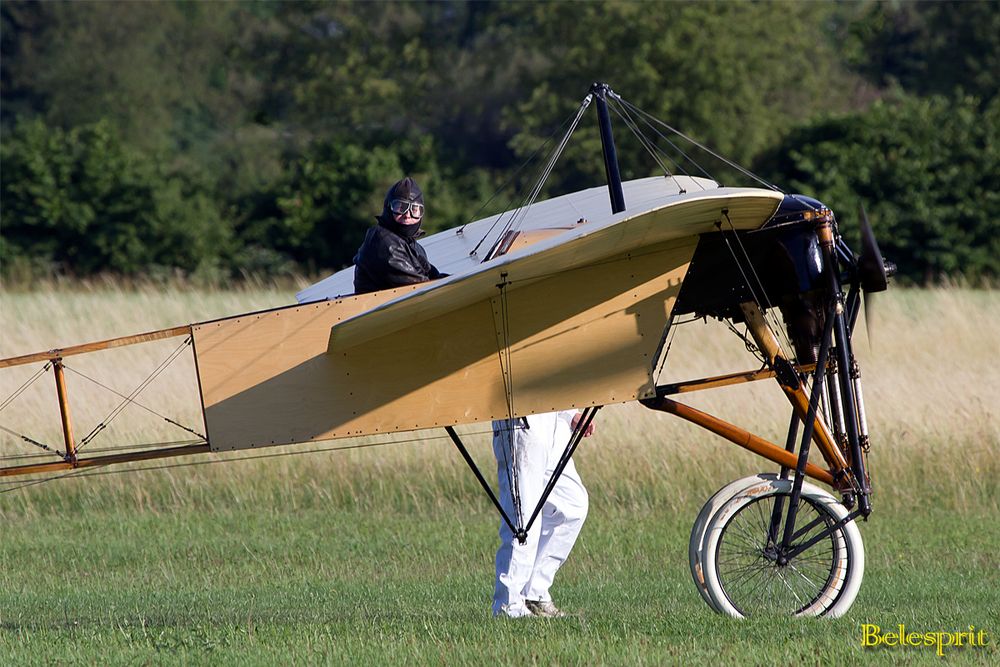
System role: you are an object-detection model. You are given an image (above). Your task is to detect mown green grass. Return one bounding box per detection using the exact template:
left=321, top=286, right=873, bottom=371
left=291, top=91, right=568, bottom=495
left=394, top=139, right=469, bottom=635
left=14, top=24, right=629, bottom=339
left=0, top=500, right=996, bottom=665
left=1, top=286, right=998, bottom=664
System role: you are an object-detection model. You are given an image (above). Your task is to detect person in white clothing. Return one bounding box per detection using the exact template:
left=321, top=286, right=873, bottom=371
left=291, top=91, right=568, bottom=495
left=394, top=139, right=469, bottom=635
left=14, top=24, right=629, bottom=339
left=491, top=410, right=594, bottom=618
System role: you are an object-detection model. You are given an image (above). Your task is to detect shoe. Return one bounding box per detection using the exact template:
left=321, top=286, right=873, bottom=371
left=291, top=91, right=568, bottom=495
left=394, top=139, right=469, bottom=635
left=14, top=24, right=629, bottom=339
left=494, top=604, right=533, bottom=619
left=525, top=599, right=566, bottom=618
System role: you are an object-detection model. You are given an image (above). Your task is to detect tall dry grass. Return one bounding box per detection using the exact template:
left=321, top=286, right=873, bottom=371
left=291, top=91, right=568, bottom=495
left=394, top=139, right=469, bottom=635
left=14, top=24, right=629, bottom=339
left=0, top=285, right=997, bottom=518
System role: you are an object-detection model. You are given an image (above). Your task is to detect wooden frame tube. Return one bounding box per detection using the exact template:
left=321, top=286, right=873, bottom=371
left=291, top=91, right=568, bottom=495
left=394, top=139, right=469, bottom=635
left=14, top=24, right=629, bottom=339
left=52, top=359, right=76, bottom=464
left=0, top=443, right=211, bottom=478
left=739, top=302, right=849, bottom=472
left=657, top=363, right=816, bottom=396
left=641, top=396, right=834, bottom=486
left=0, top=325, right=192, bottom=369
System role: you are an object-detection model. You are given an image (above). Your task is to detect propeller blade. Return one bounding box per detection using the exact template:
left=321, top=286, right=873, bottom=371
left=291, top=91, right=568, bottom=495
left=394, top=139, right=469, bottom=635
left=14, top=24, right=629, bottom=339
left=856, top=203, right=895, bottom=351
left=857, top=204, right=889, bottom=293
left=864, top=290, right=875, bottom=349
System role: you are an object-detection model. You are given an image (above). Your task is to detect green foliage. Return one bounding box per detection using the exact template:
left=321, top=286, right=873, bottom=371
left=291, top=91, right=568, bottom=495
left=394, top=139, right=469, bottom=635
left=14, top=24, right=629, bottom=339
left=1, top=0, right=996, bottom=283
left=238, top=141, right=402, bottom=274
left=229, top=134, right=498, bottom=275
left=1, top=119, right=229, bottom=278
left=1, top=1, right=261, bottom=153
left=841, top=0, right=1000, bottom=103
left=506, top=1, right=856, bottom=192
left=759, top=95, right=1000, bottom=283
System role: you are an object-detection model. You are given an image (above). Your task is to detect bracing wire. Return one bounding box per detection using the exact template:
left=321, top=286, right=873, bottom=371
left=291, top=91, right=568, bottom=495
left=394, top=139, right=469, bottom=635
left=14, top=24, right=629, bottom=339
left=652, top=314, right=678, bottom=384
left=511, top=95, right=592, bottom=229
left=493, top=275, right=523, bottom=530
left=75, top=336, right=193, bottom=453
left=721, top=210, right=798, bottom=357
left=714, top=220, right=797, bottom=361
left=467, top=97, right=591, bottom=257
left=480, top=93, right=593, bottom=262
left=617, top=94, right=830, bottom=217
left=609, top=95, right=715, bottom=185
left=0, top=438, right=205, bottom=464
left=607, top=98, right=686, bottom=185
left=0, top=361, right=63, bottom=459
left=462, top=106, right=581, bottom=238
left=503, top=286, right=523, bottom=530
left=63, top=364, right=205, bottom=440
left=610, top=91, right=802, bottom=360
left=713, top=219, right=795, bottom=363
left=614, top=94, right=784, bottom=192
left=0, top=361, right=51, bottom=412
left=0, top=423, right=64, bottom=458
left=723, top=319, right=766, bottom=365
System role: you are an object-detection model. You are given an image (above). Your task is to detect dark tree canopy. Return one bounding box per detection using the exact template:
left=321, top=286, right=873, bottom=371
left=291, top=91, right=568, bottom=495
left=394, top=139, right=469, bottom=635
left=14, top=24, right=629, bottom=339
left=759, top=95, right=999, bottom=283
left=1, top=0, right=996, bottom=283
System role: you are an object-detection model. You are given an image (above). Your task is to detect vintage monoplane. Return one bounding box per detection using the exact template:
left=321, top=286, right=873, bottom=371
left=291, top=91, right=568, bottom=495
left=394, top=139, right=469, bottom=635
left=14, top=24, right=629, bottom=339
left=0, top=84, right=893, bottom=618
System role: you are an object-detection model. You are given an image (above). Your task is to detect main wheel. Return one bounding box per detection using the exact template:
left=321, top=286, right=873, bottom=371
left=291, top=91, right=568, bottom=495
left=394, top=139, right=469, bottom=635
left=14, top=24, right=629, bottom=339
left=689, top=474, right=777, bottom=610
left=701, top=477, right=864, bottom=618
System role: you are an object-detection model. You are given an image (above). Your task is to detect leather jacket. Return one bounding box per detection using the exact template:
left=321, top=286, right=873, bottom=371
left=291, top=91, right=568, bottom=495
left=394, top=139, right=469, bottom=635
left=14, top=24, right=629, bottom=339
left=353, top=219, right=445, bottom=294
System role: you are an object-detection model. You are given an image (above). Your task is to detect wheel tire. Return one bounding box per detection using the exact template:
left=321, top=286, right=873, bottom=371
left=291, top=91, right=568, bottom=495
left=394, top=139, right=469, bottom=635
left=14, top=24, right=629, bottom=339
left=689, top=474, right=778, bottom=611
left=701, top=477, right=864, bottom=618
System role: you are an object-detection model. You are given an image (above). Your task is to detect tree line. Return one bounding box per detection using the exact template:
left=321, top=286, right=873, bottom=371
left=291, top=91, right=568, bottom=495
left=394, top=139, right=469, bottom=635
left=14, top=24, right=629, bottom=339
left=2, top=1, right=997, bottom=285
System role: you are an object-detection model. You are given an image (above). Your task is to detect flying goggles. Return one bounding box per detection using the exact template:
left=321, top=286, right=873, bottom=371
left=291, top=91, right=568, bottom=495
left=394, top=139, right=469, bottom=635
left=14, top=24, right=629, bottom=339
left=389, top=199, right=425, bottom=219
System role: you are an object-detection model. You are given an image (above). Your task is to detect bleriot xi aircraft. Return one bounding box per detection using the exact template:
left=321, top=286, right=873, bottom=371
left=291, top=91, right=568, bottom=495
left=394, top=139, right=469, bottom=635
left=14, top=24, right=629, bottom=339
left=0, top=84, right=893, bottom=618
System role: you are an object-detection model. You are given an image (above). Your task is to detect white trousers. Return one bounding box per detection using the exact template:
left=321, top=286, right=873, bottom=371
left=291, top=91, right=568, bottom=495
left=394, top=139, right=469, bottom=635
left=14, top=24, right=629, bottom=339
left=491, top=411, right=588, bottom=616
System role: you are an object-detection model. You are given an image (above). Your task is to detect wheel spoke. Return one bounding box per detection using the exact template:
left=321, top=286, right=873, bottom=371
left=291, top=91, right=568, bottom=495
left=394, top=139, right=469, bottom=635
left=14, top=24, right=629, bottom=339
left=775, top=568, right=804, bottom=606
left=715, top=490, right=850, bottom=616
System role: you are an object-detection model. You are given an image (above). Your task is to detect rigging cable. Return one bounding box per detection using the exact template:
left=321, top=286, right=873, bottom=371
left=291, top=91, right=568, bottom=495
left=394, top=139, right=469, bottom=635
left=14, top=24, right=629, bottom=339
left=0, top=424, right=65, bottom=459
left=63, top=364, right=205, bottom=440
left=614, top=94, right=784, bottom=192
left=75, top=336, right=194, bottom=453
left=720, top=210, right=798, bottom=357
left=481, top=93, right=593, bottom=262
left=652, top=314, right=678, bottom=387
left=722, top=318, right=766, bottom=365
left=714, top=221, right=793, bottom=358
left=0, top=361, right=63, bottom=459
left=0, top=438, right=207, bottom=464
left=0, top=361, right=51, bottom=412
left=461, top=110, right=576, bottom=237
left=493, top=274, right=523, bottom=532
left=607, top=98, right=688, bottom=190
left=466, top=98, right=591, bottom=257
left=611, top=95, right=801, bottom=359
left=609, top=94, right=715, bottom=186
left=614, top=94, right=827, bottom=217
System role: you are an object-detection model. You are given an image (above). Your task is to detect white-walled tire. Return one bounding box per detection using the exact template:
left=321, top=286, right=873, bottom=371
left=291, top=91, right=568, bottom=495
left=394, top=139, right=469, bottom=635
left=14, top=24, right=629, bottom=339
left=701, top=477, right=865, bottom=618
left=689, top=474, right=778, bottom=610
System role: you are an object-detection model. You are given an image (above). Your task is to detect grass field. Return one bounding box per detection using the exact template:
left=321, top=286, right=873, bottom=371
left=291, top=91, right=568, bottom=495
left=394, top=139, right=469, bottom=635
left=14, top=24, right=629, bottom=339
left=0, top=285, right=998, bottom=665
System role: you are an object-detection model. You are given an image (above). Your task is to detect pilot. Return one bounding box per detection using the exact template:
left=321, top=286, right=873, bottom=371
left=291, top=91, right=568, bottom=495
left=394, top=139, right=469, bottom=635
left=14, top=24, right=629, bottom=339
left=492, top=410, right=594, bottom=618
left=353, top=176, right=445, bottom=294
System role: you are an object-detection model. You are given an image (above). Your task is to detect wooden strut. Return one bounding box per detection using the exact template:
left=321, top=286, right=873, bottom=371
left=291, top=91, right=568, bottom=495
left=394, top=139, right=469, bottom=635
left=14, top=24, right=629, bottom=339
left=0, top=443, right=211, bottom=478
left=657, top=363, right=816, bottom=396
left=738, top=302, right=850, bottom=472
left=0, top=325, right=192, bottom=369
left=640, top=395, right=834, bottom=486
left=52, top=359, right=76, bottom=464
